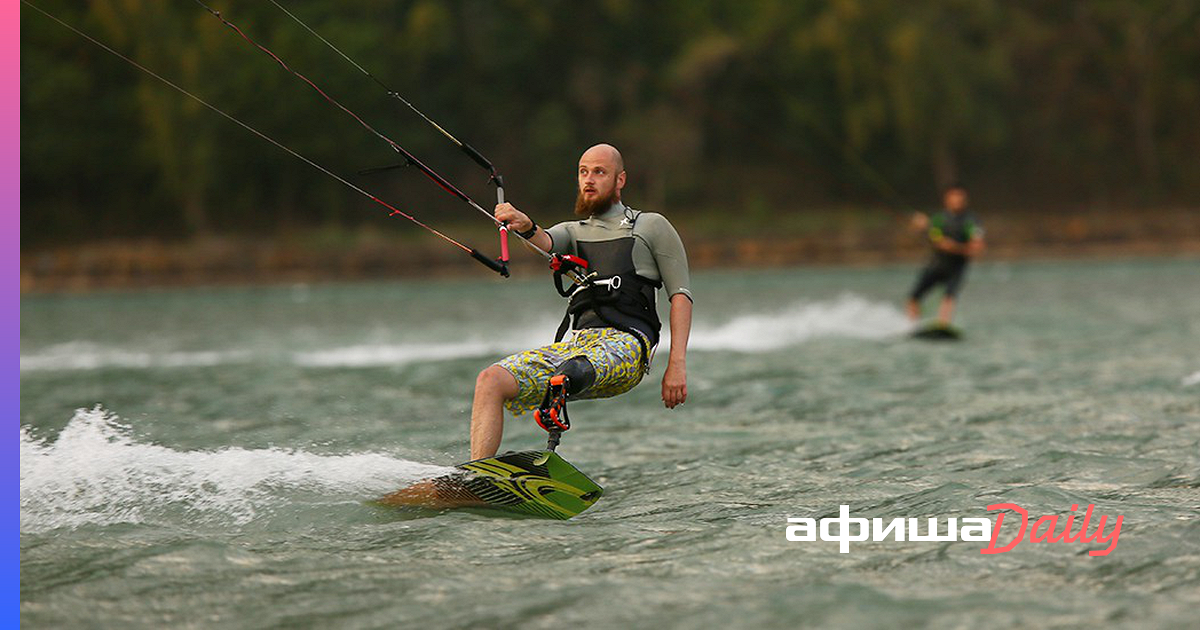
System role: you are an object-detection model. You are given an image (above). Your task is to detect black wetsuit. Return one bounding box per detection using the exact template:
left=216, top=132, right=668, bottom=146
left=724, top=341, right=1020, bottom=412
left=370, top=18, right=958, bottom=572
left=909, top=210, right=983, bottom=300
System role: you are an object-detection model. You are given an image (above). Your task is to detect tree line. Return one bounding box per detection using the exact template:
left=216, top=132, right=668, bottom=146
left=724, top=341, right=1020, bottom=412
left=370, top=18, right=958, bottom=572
left=21, top=0, right=1200, bottom=247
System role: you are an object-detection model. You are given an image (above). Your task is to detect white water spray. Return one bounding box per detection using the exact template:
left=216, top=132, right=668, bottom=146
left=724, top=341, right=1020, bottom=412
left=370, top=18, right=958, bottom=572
left=20, top=407, right=451, bottom=533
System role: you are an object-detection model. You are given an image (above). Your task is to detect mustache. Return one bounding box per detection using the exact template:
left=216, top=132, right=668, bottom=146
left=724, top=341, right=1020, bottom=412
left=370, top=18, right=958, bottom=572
left=575, top=187, right=616, bottom=217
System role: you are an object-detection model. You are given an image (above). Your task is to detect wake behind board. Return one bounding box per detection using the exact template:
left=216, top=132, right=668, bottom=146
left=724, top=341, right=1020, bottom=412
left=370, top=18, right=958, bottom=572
left=911, top=322, right=963, bottom=341
left=376, top=450, right=603, bottom=520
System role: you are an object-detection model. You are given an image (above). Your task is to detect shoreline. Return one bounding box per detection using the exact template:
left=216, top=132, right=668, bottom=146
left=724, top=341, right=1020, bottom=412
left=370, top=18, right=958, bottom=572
left=21, top=204, right=1200, bottom=294
left=20, top=236, right=1200, bottom=294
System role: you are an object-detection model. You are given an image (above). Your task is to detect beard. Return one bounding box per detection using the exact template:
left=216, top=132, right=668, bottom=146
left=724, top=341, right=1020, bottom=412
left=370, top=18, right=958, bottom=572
left=574, top=187, right=618, bottom=217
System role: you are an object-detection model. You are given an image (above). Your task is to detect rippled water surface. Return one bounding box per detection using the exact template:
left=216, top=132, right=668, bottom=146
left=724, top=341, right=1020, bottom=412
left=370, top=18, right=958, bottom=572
left=20, top=259, right=1200, bottom=628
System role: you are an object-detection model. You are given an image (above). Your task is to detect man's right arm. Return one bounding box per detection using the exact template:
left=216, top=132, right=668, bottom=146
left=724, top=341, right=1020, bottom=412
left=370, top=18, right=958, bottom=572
left=495, top=202, right=554, bottom=252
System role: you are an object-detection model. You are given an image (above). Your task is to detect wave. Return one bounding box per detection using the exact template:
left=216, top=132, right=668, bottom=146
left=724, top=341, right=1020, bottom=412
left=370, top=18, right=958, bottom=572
left=293, top=341, right=509, bottom=368
left=19, top=407, right=452, bottom=533
left=1183, top=371, right=1200, bottom=387
left=293, top=329, right=555, bottom=368
left=19, top=341, right=253, bottom=372
left=686, top=294, right=910, bottom=352
left=19, top=340, right=528, bottom=372
left=19, top=296, right=908, bottom=372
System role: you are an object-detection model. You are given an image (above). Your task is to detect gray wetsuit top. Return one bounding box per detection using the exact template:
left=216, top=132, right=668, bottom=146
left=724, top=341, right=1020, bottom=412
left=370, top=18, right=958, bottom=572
left=546, top=202, right=692, bottom=343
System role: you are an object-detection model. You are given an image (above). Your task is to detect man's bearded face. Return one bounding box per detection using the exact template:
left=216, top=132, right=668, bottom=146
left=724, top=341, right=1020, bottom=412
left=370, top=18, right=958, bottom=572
left=575, top=162, right=622, bottom=217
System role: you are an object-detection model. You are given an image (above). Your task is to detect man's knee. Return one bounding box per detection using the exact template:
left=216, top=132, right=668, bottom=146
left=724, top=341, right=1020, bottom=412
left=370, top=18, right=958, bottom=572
left=476, top=365, right=517, bottom=398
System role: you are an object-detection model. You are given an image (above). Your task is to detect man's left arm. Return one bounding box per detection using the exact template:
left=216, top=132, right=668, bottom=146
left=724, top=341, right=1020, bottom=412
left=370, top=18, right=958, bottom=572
left=966, top=219, right=986, bottom=256
left=639, top=213, right=693, bottom=409
left=662, top=294, right=691, bottom=408
left=964, top=235, right=985, bottom=257
left=963, top=218, right=986, bottom=257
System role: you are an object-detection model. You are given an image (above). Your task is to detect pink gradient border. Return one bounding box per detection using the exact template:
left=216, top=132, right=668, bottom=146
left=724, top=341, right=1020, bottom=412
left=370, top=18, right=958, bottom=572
left=10, top=0, right=22, bottom=616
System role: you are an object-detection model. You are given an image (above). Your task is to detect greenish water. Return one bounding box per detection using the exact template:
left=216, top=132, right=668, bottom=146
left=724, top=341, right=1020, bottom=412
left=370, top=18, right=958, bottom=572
left=20, top=259, right=1200, bottom=628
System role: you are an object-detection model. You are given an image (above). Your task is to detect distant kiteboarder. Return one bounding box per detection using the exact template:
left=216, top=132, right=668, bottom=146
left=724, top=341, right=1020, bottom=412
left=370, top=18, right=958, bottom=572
left=471, top=144, right=694, bottom=460
left=906, top=185, right=985, bottom=335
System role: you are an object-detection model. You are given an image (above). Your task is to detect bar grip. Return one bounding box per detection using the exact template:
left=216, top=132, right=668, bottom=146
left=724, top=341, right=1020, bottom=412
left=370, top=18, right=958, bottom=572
left=470, top=248, right=509, bottom=277
left=499, top=224, right=511, bottom=263
left=461, top=143, right=493, bottom=171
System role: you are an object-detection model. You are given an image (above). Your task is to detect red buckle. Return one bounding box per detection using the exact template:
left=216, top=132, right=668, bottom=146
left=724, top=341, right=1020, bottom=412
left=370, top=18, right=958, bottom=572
left=549, top=254, right=588, bottom=272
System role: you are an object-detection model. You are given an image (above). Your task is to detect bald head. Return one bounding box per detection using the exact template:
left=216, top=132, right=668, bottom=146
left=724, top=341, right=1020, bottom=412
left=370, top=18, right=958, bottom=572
left=581, top=143, right=624, bottom=174
left=576, top=143, right=627, bottom=216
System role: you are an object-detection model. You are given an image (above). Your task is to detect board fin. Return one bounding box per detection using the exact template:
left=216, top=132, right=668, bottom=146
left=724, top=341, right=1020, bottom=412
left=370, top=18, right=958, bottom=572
left=376, top=450, right=603, bottom=520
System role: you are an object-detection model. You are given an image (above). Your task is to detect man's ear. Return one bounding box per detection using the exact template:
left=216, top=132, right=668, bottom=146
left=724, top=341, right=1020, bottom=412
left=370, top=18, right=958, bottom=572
left=616, top=170, right=626, bottom=191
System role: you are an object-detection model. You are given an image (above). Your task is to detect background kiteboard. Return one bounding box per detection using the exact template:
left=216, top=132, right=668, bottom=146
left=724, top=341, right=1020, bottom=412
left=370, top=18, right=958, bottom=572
left=911, top=322, right=964, bottom=341
left=376, top=450, right=603, bottom=520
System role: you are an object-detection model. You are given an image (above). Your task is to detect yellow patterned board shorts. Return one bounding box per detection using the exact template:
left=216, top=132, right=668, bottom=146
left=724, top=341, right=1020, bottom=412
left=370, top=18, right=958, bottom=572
left=496, top=328, right=648, bottom=416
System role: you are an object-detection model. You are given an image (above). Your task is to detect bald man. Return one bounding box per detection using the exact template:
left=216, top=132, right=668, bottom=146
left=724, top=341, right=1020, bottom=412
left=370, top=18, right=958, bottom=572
left=468, top=144, right=693, bottom=459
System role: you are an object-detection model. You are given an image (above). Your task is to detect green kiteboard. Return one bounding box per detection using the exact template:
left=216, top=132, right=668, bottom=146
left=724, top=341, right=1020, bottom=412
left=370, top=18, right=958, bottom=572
left=911, top=321, right=963, bottom=341
left=377, top=450, right=603, bottom=520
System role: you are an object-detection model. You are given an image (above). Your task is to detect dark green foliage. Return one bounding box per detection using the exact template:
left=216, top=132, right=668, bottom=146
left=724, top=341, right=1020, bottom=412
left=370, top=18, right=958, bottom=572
left=21, top=0, right=1200, bottom=246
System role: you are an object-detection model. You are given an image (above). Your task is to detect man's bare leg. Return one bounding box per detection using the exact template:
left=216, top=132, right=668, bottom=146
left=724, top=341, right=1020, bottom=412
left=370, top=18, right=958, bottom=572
left=906, top=298, right=922, bottom=322
left=470, top=365, right=519, bottom=460
left=937, top=297, right=956, bottom=325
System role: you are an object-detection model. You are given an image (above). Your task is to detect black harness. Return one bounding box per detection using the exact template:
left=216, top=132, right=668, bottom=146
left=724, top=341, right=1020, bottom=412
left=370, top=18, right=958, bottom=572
left=549, top=217, right=662, bottom=369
